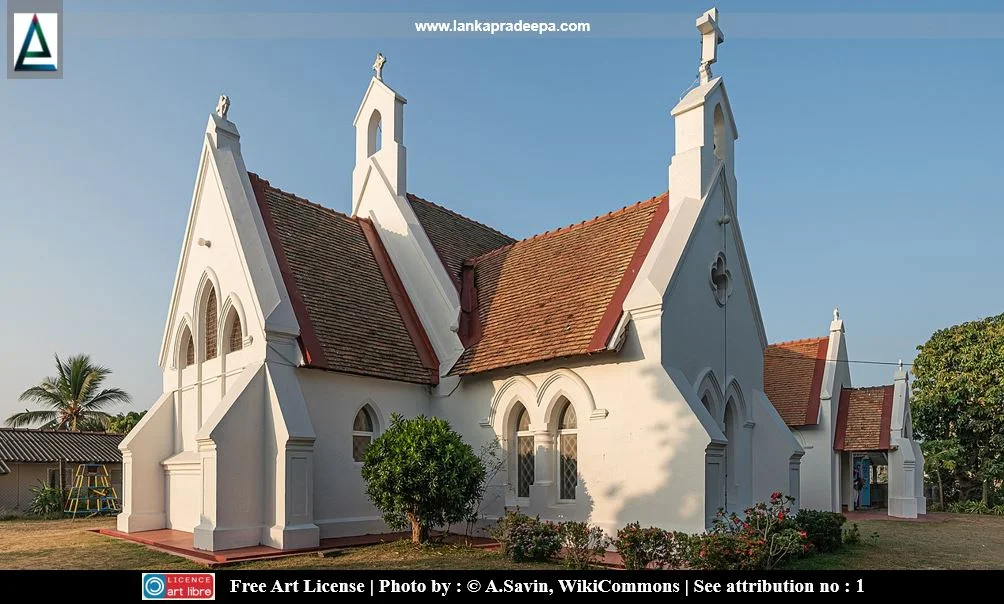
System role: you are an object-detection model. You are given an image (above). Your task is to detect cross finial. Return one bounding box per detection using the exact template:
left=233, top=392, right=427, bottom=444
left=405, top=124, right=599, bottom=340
left=696, top=8, right=724, bottom=84
left=833, top=306, right=840, bottom=321
left=216, top=94, right=230, bottom=120
left=373, top=52, right=386, bottom=81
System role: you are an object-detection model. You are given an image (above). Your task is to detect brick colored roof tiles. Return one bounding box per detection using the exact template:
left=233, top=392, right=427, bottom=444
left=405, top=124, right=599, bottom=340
left=407, top=194, right=515, bottom=286
left=251, top=174, right=438, bottom=385
left=0, top=428, right=123, bottom=471
left=834, top=386, right=893, bottom=451
left=763, top=337, right=829, bottom=426
left=450, top=194, right=669, bottom=376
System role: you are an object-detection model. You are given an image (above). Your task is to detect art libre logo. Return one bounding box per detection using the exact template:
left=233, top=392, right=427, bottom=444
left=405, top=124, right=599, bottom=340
left=142, top=573, right=216, bottom=600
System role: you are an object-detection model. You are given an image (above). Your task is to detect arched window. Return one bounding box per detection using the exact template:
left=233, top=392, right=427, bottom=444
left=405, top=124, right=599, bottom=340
left=225, top=307, right=243, bottom=353
left=352, top=407, right=375, bottom=462
left=556, top=400, right=578, bottom=501
left=367, top=110, right=382, bottom=156
left=713, top=104, right=726, bottom=161
left=513, top=403, right=533, bottom=499
left=179, top=326, right=194, bottom=369
left=204, top=287, right=218, bottom=360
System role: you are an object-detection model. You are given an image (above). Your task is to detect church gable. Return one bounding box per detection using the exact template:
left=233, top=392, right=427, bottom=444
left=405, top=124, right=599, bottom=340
left=250, top=174, right=438, bottom=385
left=450, top=194, right=668, bottom=376
left=158, top=114, right=283, bottom=371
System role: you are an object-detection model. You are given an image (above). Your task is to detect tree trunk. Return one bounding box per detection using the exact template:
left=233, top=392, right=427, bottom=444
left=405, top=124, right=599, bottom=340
left=937, top=471, right=944, bottom=511
left=407, top=513, right=428, bottom=544
left=982, top=478, right=989, bottom=505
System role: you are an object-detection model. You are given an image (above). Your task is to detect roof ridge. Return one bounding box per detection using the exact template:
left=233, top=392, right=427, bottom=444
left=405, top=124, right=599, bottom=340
left=250, top=172, right=357, bottom=224
left=0, top=427, right=122, bottom=436
left=767, top=335, right=829, bottom=348
left=407, top=193, right=514, bottom=241
left=843, top=384, right=894, bottom=392
left=465, top=192, right=668, bottom=266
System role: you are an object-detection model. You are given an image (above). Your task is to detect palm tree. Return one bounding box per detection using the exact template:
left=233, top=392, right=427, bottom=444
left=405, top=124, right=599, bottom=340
left=6, top=354, right=131, bottom=431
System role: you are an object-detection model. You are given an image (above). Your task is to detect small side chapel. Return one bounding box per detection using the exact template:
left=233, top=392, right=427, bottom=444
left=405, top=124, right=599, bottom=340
left=764, top=310, right=927, bottom=518
left=119, top=9, right=805, bottom=552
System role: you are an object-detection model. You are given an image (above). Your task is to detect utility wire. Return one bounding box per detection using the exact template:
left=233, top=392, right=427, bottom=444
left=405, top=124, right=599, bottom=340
left=763, top=353, right=912, bottom=367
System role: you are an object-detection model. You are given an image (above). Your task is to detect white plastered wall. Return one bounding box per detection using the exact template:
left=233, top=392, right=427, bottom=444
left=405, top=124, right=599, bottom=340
left=119, top=110, right=321, bottom=550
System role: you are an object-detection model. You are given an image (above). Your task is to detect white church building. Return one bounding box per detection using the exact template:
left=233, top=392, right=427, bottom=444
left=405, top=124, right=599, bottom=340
left=117, top=9, right=918, bottom=553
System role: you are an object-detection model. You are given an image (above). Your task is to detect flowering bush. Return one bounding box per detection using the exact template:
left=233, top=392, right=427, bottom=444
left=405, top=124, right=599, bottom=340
left=560, top=521, right=609, bottom=569
left=685, top=492, right=809, bottom=570
left=613, top=523, right=687, bottom=570
left=793, top=509, right=846, bottom=553
left=491, top=510, right=562, bottom=562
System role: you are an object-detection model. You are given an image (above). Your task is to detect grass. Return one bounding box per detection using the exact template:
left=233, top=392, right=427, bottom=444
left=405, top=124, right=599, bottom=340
left=786, top=514, right=1004, bottom=570
left=0, top=517, right=558, bottom=570
left=3, top=513, right=1004, bottom=570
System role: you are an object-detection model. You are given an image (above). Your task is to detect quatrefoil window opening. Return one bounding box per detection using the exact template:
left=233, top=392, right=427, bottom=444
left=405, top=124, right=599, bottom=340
left=710, top=252, right=732, bottom=307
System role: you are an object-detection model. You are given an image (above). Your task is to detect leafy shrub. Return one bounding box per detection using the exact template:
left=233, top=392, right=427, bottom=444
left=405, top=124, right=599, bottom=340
left=843, top=522, right=861, bottom=545
left=685, top=492, right=808, bottom=570
left=613, top=523, right=687, bottom=570
left=361, top=414, right=486, bottom=543
left=560, top=521, right=609, bottom=569
left=793, top=509, right=846, bottom=553
left=27, top=482, right=64, bottom=517
left=491, top=510, right=562, bottom=562
left=946, top=500, right=1004, bottom=515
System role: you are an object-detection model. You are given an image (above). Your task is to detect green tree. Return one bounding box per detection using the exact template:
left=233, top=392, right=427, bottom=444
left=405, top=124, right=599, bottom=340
left=361, top=414, right=486, bottom=544
left=911, top=314, right=1004, bottom=505
left=106, top=411, right=146, bottom=435
left=6, top=354, right=131, bottom=431
left=921, top=439, right=958, bottom=511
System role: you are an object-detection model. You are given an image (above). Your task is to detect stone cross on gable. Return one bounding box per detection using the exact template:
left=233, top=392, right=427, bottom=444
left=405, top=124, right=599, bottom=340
left=696, top=8, right=724, bottom=84
left=373, top=52, right=386, bottom=81
left=216, top=94, right=230, bottom=120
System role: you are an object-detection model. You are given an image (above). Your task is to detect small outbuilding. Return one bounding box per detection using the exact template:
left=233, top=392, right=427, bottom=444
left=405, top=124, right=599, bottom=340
left=0, top=428, right=124, bottom=512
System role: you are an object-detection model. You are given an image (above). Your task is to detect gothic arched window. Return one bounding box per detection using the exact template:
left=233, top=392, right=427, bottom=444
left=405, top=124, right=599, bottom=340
left=556, top=399, right=578, bottom=501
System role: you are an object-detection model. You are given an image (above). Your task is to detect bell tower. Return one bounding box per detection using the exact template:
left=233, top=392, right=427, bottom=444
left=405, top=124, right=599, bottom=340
left=668, top=8, right=738, bottom=204
left=351, top=52, right=407, bottom=215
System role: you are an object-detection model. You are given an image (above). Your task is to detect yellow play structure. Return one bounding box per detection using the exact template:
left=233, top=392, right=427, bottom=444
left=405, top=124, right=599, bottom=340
left=64, top=463, right=120, bottom=517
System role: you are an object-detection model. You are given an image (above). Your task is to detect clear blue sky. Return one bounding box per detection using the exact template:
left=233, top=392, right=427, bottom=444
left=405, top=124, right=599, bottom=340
left=1, top=0, right=1002, bottom=421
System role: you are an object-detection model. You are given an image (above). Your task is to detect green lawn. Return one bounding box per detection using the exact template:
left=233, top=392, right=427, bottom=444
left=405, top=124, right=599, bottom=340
left=786, top=513, right=1004, bottom=570
left=2, top=514, right=1003, bottom=570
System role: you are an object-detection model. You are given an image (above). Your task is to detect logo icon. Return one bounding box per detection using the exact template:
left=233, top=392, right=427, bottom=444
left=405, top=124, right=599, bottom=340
left=141, top=573, right=216, bottom=601
left=14, top=13, right=58, bottom=71
left=6, top=0, right=62, bottom=79
left=143, top=574, right=167, bottom=599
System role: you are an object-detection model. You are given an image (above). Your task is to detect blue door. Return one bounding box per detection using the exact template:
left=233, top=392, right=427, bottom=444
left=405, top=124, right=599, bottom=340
left=854, top=457, right=872, bottom=508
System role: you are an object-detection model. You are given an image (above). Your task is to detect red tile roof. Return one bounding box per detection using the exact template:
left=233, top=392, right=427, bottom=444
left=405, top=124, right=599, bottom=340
left=407, top=194, right=515, bottom=286
left=250, top=173, right=438, bottom=385
left=834, top=386, right=893, bottom=451
left=450, top=194, right=669, bottom=376
left=763, top=337, right=829, bottom=426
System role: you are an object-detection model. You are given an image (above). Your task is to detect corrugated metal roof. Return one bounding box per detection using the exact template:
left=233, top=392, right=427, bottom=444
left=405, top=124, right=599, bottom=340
left=0, top=459, right=9, bottom=475
left=0, top=428, right=123, bottom=464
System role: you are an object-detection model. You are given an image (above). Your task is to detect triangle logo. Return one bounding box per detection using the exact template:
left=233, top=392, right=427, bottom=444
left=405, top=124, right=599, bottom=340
left=15, top=14, right=56, bottom=72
